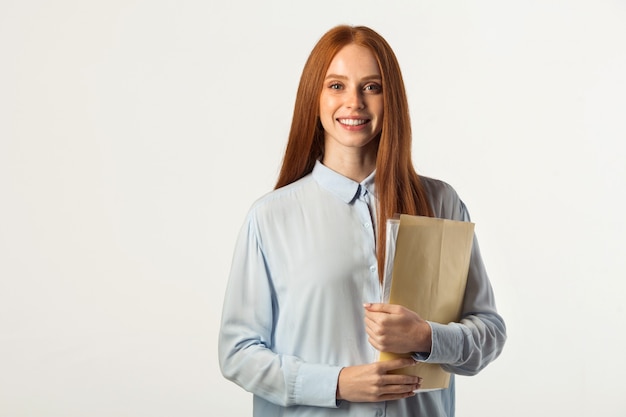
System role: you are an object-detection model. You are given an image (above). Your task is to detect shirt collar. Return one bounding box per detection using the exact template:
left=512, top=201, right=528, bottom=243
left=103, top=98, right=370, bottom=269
left=312, top=160, right=377, bottom=204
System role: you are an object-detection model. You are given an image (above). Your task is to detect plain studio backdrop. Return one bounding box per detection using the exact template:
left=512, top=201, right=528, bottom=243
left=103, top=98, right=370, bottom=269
left=1, top=1, right=625, bottom=416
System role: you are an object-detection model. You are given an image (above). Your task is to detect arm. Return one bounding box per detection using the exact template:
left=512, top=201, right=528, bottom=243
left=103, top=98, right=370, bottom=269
left=218, top=216, right=341, bottom=408
left=219, top=213, right=426, bottom=407
left=423, top=233, right=507, bottom=375
left=421, top=184, right=506, bottom=374
left=364, top=236, right=506, bottom=375
left=364, top=185, right=506, bottom=375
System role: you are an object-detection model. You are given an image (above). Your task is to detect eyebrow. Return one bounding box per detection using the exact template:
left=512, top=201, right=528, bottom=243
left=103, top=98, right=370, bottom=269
left=324, top=74, right=382, bottom=81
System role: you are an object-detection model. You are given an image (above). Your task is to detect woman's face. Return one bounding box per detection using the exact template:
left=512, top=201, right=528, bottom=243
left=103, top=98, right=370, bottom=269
left=319, top=43, right=383, bottom=158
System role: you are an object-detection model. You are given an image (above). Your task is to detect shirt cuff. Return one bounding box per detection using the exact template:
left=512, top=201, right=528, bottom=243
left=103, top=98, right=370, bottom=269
left=294, top=363, right=343, bottom=408
left=413, top=321, right=463, bottom=364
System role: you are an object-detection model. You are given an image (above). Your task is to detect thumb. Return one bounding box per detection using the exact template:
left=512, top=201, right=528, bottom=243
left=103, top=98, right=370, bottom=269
left=363, top=302, right=390, bottom=312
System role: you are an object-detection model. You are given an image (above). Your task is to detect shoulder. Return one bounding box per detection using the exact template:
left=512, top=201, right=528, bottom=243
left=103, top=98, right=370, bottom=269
left=419, top=176, right=470, bottom=221
left=246, top=174, right=317, bottom=220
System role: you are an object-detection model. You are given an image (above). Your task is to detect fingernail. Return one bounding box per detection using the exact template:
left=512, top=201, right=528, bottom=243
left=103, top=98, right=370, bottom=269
left=363, top=303, right=371, bottom=308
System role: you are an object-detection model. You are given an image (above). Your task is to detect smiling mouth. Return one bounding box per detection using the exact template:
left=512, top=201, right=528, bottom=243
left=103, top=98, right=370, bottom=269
left=338, top=118, right=369, bottom=126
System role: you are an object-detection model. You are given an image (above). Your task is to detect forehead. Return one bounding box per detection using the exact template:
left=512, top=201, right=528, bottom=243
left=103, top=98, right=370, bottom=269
left=325, top=43, right=381, bottom=77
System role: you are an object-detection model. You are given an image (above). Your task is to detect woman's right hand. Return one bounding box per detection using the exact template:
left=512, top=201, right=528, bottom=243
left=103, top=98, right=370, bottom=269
left=336, top=358, right=422, bottom=403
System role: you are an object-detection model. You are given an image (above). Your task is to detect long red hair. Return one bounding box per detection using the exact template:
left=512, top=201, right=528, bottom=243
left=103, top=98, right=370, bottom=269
left=275, top=25, right=433, bottom=282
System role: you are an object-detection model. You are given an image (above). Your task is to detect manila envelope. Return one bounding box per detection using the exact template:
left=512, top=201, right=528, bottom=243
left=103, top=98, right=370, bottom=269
left=379, top=214, right=474, bottom=390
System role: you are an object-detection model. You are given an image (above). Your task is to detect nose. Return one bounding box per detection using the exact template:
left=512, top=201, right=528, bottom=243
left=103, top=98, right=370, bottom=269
left=346, top=88, right=365, bottom=109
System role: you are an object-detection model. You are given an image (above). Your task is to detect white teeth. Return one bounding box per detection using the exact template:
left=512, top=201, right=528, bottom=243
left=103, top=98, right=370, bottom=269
left=339, top=118, right=367, bottom=126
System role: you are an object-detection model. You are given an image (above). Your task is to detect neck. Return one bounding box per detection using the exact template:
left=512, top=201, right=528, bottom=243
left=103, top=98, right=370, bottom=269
left=321, top=142, right=378, bottom=182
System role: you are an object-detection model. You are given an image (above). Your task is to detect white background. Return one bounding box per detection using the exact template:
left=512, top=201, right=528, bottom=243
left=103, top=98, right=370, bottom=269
left=1, top=1, right=625, bottom=416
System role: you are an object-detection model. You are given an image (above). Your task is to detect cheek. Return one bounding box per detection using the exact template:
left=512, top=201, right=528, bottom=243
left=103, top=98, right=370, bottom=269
left=369, top=97, right=384, bottom=116
left=318, top=105, right=331, bottom=131
left=319, top=98, right=337, bottom=120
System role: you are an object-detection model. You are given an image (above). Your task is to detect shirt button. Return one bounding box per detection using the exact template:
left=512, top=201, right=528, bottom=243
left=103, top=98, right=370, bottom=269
left=364, top=222, right=371, bottom=228
left=370, top=265, right=377, bottom=273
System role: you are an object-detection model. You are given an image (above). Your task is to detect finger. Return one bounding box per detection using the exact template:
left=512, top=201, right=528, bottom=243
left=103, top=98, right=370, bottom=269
left=364, top=308, right=395, bottom=329
left=365, top=303, right=406, bottom=314
left=378, top=391, right=417, bottom=401
left=377, top=376, right=422, bottom=398
left=383, top=374, right=423, bottom=387
left=364, top=309, right=390, bottom=324
left=380, top=382, right=421, bottom=395
left=363, top=302, right=389, bottom=312
left=364, top=315, right=382, bottom=333
left=367, top=336, right=380, bottom=351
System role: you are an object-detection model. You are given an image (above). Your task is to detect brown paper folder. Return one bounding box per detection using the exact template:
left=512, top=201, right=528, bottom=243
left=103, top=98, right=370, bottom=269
left=379, top=214, right=474, bottom=390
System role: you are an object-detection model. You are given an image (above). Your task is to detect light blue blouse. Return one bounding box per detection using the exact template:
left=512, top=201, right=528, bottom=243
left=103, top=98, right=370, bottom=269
left=218, top=161, right=506, bottom=417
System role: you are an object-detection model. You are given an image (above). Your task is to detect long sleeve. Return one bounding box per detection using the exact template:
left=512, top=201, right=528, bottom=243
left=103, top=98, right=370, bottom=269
left=417, top=178, right=507, bottom=375
left=218, top=213, right=342, bottom=408
left=219, top=164, right=506, bottom=416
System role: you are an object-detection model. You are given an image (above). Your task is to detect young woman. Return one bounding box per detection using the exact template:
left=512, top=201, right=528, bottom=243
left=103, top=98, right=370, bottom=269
left=218, top=25, right=506, bottom=416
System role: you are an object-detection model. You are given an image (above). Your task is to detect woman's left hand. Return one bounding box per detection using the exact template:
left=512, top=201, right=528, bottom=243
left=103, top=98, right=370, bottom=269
left=363, top=303, right=432, bottom=354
